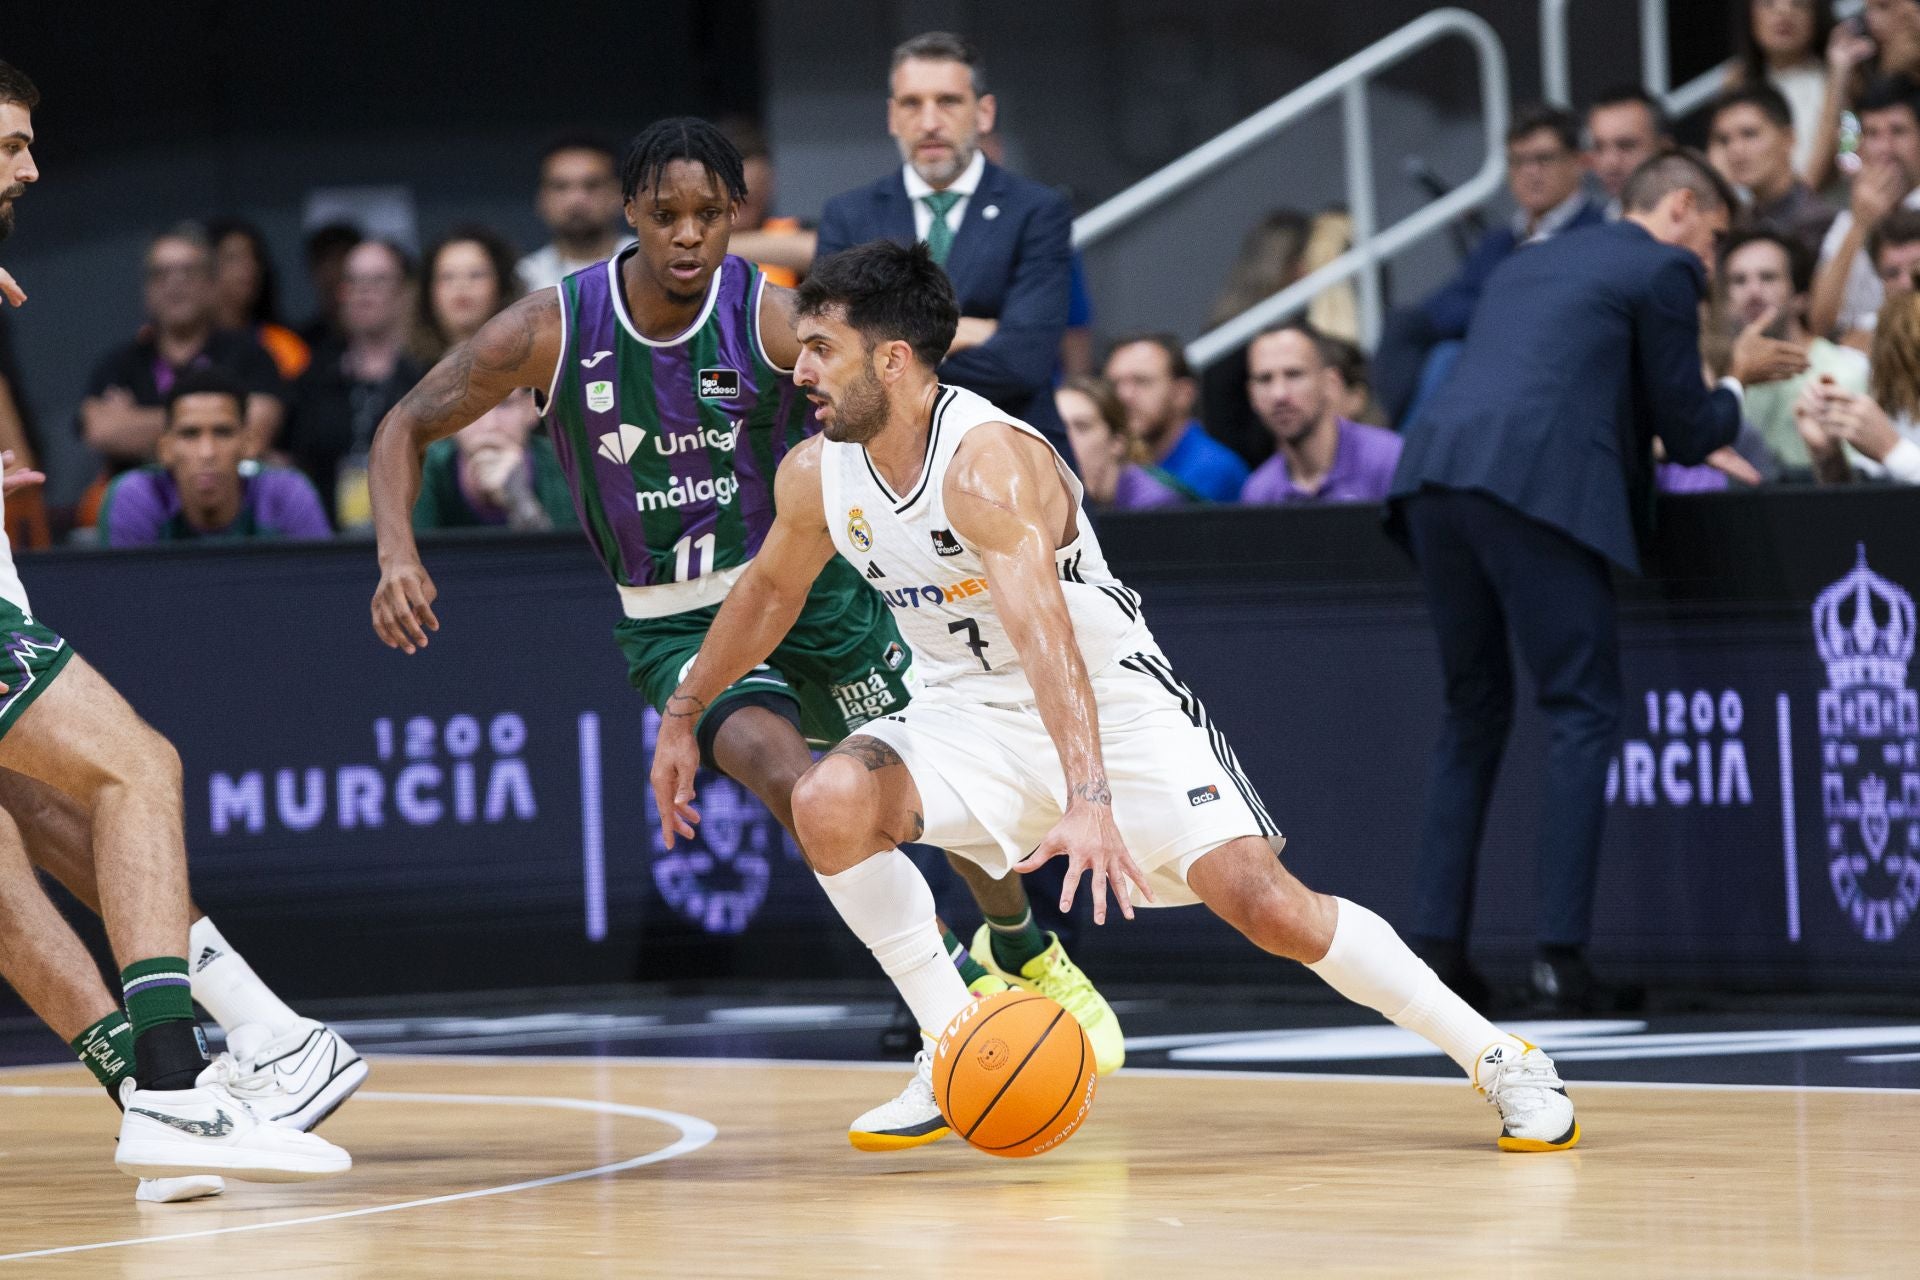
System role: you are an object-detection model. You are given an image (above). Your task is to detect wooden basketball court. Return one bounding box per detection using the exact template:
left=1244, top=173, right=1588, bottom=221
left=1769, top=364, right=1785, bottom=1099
left=2, top=1056, right=1913, bottom=1276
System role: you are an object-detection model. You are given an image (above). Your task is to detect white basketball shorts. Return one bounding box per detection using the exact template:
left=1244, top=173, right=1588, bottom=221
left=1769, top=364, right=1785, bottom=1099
left=850, top=647, right=1281, bottom=907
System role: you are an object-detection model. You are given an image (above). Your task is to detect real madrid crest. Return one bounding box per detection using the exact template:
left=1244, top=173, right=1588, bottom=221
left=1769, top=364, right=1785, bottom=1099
left=848, top=507, right=874, bottom=552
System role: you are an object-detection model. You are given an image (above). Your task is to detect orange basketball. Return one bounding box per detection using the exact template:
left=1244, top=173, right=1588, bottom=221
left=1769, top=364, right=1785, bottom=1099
left=933, top=991, right=1097, bottom=1158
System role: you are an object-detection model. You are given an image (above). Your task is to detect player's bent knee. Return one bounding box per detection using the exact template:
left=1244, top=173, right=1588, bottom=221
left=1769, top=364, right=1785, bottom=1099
left=791, top=757, right=886, bottom=871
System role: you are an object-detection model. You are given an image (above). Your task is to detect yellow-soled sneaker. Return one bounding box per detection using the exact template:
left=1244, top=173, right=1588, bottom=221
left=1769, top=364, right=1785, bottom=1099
left=848, top=1048, right=949, bottom=1152
left=971, top=925, right=1124, bottom=1075
left=1475, top=1038, right=1580, bottom=1152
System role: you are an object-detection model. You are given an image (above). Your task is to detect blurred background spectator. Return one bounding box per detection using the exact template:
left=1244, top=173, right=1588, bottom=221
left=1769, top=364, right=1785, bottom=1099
left=1722, top=226, right=1867, bottom=476
left=1374, top=105, right=1605, bottom=430
left=816, top=31, right=1073, bottom=453
left=1708, top=85, right=1837, bottom=259
left=413, top=224, right=522, bottom=366
left=1054, top=374, right=1148, bottom=512
left=76, top=223, right=286, bottom=528
left=298, top=223, right=362, bottom=350
left=1811, top=74, right=1920, bottom=345
left=1811, top=0, right=1920, bottom=190
left=1725, top=0, right=1836, bottom=183
left=1238, top=323, right=1400, bottom=506
left=1586, top=87, right=1672, bottom=217
left=718, top=116, right=815, bottom=288
left=284, top=239, right=422, bottom=532
left=1102, top=332, right=1248, bottom=505
left=413, top=389, right=576, bottom=532
left=1800, top=287, right=1920, bottom=480
left=206, top=217, right=311, bottom=382
left=515, top=135, right=631, bottom=294
left=97, top=368, right=327, bottom=546
left=1321, top=334, right=1389, bottom=428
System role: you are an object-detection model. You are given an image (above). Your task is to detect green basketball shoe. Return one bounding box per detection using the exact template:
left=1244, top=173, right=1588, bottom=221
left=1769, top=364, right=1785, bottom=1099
left=970, top=925, right=1124, bottom=1075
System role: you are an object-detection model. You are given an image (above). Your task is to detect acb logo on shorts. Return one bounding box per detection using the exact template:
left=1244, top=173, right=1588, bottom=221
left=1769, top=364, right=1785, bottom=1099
left=847, top=507, right=874, bottom=552
left=1187, top=784, right=1220, bottom=807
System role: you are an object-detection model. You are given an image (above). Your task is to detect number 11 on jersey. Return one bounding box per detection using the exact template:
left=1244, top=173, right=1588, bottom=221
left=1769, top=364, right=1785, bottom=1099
left=672, top=531, right=716, bottom=581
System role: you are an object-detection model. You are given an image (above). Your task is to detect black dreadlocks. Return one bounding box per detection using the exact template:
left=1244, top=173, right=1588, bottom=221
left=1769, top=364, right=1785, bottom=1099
left=620, top=117, right=747, bottom=206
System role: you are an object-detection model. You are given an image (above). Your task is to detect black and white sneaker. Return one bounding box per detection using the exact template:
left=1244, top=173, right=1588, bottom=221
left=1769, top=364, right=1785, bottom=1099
left=226, top=1018, right=368, bottom=1132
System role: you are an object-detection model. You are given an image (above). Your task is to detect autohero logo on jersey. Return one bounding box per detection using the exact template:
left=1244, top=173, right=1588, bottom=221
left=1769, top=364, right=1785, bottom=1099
left=879, top=576, right=990, bottom=610
left=207, top=714, right=537, bottom=836
left=697, top=367, right=741, bottom=400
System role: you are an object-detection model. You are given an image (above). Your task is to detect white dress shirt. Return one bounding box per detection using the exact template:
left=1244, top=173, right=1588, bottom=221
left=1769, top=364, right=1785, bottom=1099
left=903, top=149, right=987, bottom=245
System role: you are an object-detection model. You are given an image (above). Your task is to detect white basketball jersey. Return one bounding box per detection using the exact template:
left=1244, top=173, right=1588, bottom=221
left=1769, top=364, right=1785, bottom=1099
left=819, top=384, right=1152, bottom=705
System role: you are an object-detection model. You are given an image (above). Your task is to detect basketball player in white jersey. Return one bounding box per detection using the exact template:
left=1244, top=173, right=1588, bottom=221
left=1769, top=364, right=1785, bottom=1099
left=0, top=60, right=352, bottom=1194
left=652, top=240, right=1579, bottom=1153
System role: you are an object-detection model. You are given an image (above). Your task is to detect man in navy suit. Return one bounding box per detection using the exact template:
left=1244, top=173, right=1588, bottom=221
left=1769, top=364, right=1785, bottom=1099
left=1385, top=150, right=1807, bottom=1012
left=815, top=31, right=1072, bottom=453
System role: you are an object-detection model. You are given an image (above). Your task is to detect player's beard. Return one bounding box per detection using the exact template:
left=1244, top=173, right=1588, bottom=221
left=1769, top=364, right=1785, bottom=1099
left=820, top=366, right=890, bottom=444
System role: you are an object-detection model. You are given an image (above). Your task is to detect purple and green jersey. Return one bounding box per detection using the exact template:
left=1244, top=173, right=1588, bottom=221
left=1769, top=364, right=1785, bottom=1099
left=542, top=251, right=815, bottom=591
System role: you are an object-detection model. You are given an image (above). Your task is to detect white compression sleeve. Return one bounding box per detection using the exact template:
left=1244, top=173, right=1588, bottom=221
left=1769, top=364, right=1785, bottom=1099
left=816, top=851, right=972, bottom=1041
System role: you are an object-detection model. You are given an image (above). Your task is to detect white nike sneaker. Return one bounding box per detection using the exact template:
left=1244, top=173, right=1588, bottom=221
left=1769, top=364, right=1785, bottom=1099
left=848, top=1048, right=950, bottom=1152
left=114, top=1056, right=353, bottom=1182
left=226, top=1018, right=368, bottom=1132
left=135, top=1175, right=225, bottom=1203
left=1475, top=1038, right=1581, bottom=1152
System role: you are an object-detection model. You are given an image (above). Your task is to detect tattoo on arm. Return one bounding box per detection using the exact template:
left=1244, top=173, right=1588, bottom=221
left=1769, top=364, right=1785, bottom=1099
left=824, top=735, right=905, bottom=772
left=1072, top=778, right=1112, bottom=806
left=391, top=290, right=552, bottom=434
left=665, top=693, right=707, bottom=721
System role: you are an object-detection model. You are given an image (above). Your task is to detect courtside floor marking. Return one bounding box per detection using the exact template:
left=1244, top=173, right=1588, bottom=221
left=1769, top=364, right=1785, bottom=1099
left=0, top=1088, right=716, bottom=1263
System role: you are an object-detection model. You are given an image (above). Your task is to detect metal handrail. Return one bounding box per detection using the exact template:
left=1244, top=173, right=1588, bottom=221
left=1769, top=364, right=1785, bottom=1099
left=1546, top=0, right=1864, bottom=120
left=1072, top=8, right=1510, bottom=362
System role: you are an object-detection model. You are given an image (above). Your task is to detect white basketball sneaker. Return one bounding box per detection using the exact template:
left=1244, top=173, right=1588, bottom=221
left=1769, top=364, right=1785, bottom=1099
left=115, top=1056, right=352, bottom=1182
left=1475, top=1038, right=1581, bottom=1152
left=135, top=1175, right=225, bottom=1203
left=848, top=1048, right=950, bottom=1152
left=226, top=1018, right=368, bottom=1132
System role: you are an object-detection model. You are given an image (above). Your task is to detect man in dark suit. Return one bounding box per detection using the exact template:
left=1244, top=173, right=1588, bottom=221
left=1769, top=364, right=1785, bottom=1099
left=815, top=31, right=1072, bottom=452
left=1385, top=150, right=1808, bottom=1012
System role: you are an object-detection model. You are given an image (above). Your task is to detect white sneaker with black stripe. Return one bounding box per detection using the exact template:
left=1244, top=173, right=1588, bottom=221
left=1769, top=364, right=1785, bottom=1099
left=115, top=1057, right=352, bottom=1182
left=1476, top=1039, right=1581, bottom=1152
left=226, top=1018, right=368, bottom=1132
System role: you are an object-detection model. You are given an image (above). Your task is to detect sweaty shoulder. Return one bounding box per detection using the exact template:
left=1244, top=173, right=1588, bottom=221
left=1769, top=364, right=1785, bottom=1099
left=948, top=420, right=1060, bottom=513
left=773, top=434, right=829, bottom=526
left=757, top=281, right=802, bottom=369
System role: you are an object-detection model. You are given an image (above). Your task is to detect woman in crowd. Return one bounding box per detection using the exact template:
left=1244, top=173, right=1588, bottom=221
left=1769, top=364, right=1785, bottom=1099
left=413, top=388, right=575, bottom=531
left=206, top=217, right=310, bottom=380
left=1795, top=287, right=1920, bottom=480
left=412, top=224, right=521, bottom=366
left=1055, top=375, right=1157, bottom=510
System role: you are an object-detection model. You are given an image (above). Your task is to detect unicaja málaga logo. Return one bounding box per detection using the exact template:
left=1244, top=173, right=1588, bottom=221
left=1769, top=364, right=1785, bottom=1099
left=1815, top=545, right=1920, bottom=942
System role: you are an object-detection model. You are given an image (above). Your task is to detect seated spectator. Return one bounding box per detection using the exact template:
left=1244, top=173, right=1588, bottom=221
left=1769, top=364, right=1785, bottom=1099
left=1795, top=288, right=1920, bottom=481
left=413, top=389, right=575, bottom=531
left=206, top=216, right=310, bottom=380
left=296, top=221, right=361, bottom=348
left=97, top=368, right=328, bottom=546
left=1810, top=74, right=1920, bottom=344
left=1722, top=227, right=1869, bottom=475
left=1374, top=105, right=1606, bottom=427
left=717, top=116, right=816, bottom=288
left=1725, top=0, right=1834, bottom=183
left=1102, top=333, right=1248, bottom=504
left=1320, top=334, right=1390, bottom=428
left=284, top=239, right=423, bottom=530
left=1238, top=323, right=1401, bottom=506
left=1708, top=84, right=1837, bottom=261
left=413, top=224, right=521, bottom=366
left=516, top=134, right=631, bottom=293
left=1202, top=209, right=1309, bottom=464
left=1054, top=374, right=1154, bottom=511
left=78, top=223, right=286, bottom=522
left=1870, top=205, right=1920, bottom=298
left=1587, top=87, right=1671, bottom=217
left=1810, top=0, right=1920, bottom=189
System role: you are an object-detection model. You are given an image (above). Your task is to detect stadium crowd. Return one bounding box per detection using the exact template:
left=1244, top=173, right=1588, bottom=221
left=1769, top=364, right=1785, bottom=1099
left=2, top=2, right=1918, bottom=552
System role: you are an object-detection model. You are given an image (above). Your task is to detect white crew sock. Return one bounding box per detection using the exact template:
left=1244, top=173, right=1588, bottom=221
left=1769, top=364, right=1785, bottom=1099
left=187, top=916, right=302, bottom=1037
left=1306, top=897, right=1521, bottom=1077
left=816, top=851, right=972, bottom=1041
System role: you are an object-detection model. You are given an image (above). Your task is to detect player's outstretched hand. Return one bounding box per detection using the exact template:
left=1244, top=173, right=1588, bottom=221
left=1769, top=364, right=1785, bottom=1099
left=1015, top=795, right=1154, bottom=925
left=0, top=267, right=24, bottom=307
left=0, top=450, right=44, bottom=495
left=371, top=557, right=440, bottom=654
left=649, top=705, right=702, bottom=848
